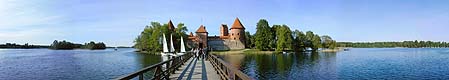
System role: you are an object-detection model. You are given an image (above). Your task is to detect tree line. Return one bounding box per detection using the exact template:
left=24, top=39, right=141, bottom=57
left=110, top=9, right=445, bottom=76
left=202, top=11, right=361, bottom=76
left=0, top=43, right=49, bottom=49
left=50, top=40, right=106, bottom=50
left=133, top=22, right=188, bottom=52
left=246, top=19, right=337, bottom=52
left=338, top=40, right=449, bottom=48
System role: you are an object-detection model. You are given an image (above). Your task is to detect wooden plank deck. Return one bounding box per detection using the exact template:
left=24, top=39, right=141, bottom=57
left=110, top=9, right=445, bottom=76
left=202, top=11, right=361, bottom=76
left=169, top=57, right=220, bottom=80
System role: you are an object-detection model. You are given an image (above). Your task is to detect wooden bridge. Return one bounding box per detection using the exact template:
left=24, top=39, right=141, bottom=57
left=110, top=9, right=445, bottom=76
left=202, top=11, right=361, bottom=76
left=116, top=51, right=254, bottom=80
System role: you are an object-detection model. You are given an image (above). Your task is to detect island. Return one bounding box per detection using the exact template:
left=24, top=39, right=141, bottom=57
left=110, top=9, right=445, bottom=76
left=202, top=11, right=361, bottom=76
left=50, top=40, right=106, bottom=50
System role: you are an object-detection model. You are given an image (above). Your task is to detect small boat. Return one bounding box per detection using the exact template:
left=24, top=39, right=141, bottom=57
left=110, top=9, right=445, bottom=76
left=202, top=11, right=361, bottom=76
left=343, top=48, right=350, bottom=51
left=114, top=47, right=118, bottom=51
left=176, top=36, right=186, bottom=56
left=161, top=34, right=177, bottom=57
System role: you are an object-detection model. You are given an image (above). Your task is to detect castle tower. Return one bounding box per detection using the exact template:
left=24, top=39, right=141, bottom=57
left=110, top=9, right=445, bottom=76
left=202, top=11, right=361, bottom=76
left=220, top=24, right=229, bottom=38
left=195, top=25, right=208, bottom=48
left=229, top=18, right=245, bottom=43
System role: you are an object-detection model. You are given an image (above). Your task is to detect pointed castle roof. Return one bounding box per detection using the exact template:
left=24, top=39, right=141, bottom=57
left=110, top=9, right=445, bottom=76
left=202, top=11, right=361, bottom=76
left=189, top=32, right=194, bottom=36
left=230, top=17, right=245, bottom=29
left=168, top=20, right=175, bottom=30
left=196, top=25, right=208, bottom=33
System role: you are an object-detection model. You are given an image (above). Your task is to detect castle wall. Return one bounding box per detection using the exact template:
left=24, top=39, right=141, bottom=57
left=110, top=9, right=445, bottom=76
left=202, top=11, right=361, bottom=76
left=208, top=39, right=245, bottom=51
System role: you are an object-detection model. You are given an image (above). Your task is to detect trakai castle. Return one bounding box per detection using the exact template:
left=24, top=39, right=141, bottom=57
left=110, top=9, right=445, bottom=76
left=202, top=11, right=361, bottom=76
left=188, top=18, right=246, bottom=50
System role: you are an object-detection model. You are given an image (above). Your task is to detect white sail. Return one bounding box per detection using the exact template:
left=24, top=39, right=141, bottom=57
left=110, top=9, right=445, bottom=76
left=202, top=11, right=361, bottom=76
left=170, top=34, right=175, bottom=52
left=162, top=34, right=169, bottom=53
left=180, top=36, right=186, bottom=53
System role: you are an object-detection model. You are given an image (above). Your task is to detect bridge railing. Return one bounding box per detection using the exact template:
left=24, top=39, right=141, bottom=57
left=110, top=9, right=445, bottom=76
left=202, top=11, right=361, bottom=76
left=208, top=54, right=254, bottom=80
left=116, top=52, right=192, bottom=80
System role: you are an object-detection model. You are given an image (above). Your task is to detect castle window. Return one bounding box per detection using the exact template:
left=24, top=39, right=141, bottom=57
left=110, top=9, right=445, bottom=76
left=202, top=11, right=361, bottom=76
left=234, top=38, right=236, bottom=40
left=232, top=33, right=234, bottom=36
left=238, top=33, right=239, bottom=35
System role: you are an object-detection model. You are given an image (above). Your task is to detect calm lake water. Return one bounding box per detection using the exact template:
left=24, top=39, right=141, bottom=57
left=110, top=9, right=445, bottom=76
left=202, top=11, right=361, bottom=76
left=0, top=48, right=162, bottom=80
left=1, top=48, right=449, bottom=80
left=217, top=48, right=449, bottom=80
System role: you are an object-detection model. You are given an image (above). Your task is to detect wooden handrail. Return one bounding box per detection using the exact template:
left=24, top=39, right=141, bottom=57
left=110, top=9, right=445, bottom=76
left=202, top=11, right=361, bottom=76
left=208, top=54, right=254, bottom=80
left=116, top=52, right=193, bottom=80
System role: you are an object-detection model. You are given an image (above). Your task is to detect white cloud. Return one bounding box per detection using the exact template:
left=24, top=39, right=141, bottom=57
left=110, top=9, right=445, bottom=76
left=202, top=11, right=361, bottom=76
left=0, top=0, right=67, bottom=44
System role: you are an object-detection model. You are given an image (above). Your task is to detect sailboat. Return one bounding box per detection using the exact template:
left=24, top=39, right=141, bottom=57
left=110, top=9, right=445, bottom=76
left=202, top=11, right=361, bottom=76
left=170, top=34, right=176, bottom=53
left=177, top=36, right=186, bottom=55
left=161, top=34, right=170, bottom=56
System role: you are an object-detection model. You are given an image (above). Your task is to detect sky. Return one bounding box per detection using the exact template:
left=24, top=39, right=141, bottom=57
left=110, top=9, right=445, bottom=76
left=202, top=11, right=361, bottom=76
left=1, top=0, right=449, bottom=46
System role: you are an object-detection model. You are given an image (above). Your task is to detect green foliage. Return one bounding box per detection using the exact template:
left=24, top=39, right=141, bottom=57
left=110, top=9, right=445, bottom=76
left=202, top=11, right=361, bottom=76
left=321, top=35, right=337, bottom=49
left=244, top=31, right=253, bottom=48
left=311, top=34, right=322, bottom=51
left=293, top=30, right=306, bottom=51
left=275, top=25, right=293, bottom=52
left=50, top=40, right=78, bottom=49
left=253, top=19, right=337, bottom=52
left=50, top=40, right=105, bottom=50
left=133, top=22, right=188, bottom=52
left=304, top=31, right=322, bottom=51
left=338, top=40, right=449, bottom=48
left=81, top=41, right=106, bottom=50
left=255, top=19, right=274, bottom=51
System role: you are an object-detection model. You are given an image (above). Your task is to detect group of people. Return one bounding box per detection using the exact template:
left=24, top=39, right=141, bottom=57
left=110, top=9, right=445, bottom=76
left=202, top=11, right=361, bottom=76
left=193, top=47, right=208, bottom=60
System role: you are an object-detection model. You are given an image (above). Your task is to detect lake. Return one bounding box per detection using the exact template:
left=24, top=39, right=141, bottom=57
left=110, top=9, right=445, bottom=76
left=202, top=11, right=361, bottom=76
left=1, top=48, right=449, bottom=80
left=0, top=48, right=162, bottom=80
left=217, top=48, right=449, bottom=80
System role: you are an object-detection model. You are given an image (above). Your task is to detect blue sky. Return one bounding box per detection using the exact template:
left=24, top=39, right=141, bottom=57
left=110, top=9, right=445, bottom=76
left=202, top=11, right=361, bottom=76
left=1, top=0, right=448, bottom=46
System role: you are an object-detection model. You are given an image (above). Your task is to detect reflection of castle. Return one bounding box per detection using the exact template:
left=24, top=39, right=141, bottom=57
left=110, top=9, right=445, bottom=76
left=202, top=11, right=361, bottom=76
left=188, top=18, right=246, bottom=50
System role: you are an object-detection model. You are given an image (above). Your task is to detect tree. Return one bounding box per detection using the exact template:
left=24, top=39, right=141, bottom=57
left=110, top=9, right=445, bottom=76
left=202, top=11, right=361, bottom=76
left=321, top=35, right=337, bottom=49
left=293, top=30, right=306, bottom=52
left=311, top=34, right=322, bottom=51
left=175, top=23, right=188, bottom=51
left=338, top=40, right=449, bottom=48
left=275, top=25, right=293, bottom=52
left=133, top=21, right=188, bottom=52
left=305, top=31, right=314, bottom=50
left=244, top=31, right=252, bottom=48
left=255, top=19, right=274, bottom=51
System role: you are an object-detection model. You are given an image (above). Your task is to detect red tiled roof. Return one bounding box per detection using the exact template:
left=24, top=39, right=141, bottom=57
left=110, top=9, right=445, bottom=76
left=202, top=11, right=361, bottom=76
left=196, top=25, right=208, bottom=33
left=231, top=17, right=245, bottom=29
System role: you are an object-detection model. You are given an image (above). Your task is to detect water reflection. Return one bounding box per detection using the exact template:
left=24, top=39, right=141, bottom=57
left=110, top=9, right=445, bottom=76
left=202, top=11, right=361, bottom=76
left=217, top=52, right=337, bottom=80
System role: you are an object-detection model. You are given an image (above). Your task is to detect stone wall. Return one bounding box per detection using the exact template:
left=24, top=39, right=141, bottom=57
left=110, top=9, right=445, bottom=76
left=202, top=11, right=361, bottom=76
left=208, top=39, right=245, bottom=51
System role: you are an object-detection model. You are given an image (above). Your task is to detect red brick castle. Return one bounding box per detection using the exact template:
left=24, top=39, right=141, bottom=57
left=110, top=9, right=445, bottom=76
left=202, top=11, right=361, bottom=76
left=188, top=18, right=246, bottom=50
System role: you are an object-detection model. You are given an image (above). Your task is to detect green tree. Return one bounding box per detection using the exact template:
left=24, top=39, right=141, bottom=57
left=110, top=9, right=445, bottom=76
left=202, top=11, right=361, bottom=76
left=321, top=35, right=337, bottom=49
left=133, top=21, right=188, bottom=52
left=275, top=25, right=293, bottom=52
left=255, top=19, right=274, bottom=51
left=311, top=34, right=322, bottom=51
left=305, top=31, right=314, bottom=50
left=175, top=23, right=188, bottom=51
left=293, top=30, right=306, bottom=52
left=244, top=31, right=252, bottom=48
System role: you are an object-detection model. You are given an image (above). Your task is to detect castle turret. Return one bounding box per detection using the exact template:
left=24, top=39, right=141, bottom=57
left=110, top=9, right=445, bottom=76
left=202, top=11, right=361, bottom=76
left=220, top=24, right=229, bottom=39
left=229, top=18, right=245, bottom=43
left=195, top=25, right=208, bottom=48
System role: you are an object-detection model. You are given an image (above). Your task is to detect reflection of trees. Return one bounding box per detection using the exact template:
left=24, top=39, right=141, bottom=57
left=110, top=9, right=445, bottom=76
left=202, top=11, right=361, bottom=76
left=275, top=53, right=293, bottom=74
left=135, top=53, right=162, bottom=79
left=222, top=52, right=337, bottom=79
left=137, top=53, right=162, bottom=67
